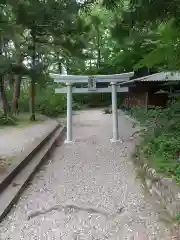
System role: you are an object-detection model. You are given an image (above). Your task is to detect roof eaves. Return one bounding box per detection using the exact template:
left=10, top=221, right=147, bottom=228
left=120, top=71, right=180, bottom=86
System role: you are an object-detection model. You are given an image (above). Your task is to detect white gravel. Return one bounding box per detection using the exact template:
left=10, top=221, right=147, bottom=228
left=0, top=110, right=175, bottom=239
left=0, top=120, right=58, bottom=158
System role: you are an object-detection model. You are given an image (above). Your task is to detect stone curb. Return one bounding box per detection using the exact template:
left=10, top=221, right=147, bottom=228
left=134, top=152, right=180, bottom=218
left=0, top=122, right=60, bottom=193
left=118, top=109, right=137, bottom=121
left=123, top=113, right=139, bottom=124
left=123, top=111, right=180, bottom=218
left=0, top=124, right=66, bottom=222
left=122, top=111, right=147, bottom=131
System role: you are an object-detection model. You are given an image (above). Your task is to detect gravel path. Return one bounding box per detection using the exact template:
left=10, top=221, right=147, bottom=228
left=0, top=119, right=58, bottom=158
left=0, top=110, right=174, bottom=239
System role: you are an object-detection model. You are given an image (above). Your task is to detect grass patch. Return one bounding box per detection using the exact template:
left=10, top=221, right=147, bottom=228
left=0, top=113, right=49, bottom=129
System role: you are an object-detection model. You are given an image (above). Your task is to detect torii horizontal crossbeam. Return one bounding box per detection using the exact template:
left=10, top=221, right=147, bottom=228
left=50, top=72, right=134, bottom=83
left=55, top=86, right=128, bottom=94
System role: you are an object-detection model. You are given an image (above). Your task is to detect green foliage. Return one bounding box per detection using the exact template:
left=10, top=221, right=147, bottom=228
left=0, top=0, right=94, bottom=120
left=6, top=84, right=81, bottom=118
left=2, top=0, right=180, bottom=126
left=18, top=85, right=81, bottom=117
left=175, top=213, right=180, bottom=221
left=73, top=92, right=123, bottom=108
left=135, top=19, right=180, bottom=70
left=130, top=101, right=180, bottom=182
left=111, top=0, right=180, bottom=71
left=128, top=0, right=180, bottom=24
left=73, top=93, right=111, bottom=107
left=104, top=106, right=112, bottom=114
left=35, top=86, right=66, bottom=117
left=6, top=80, right=124, bottom=120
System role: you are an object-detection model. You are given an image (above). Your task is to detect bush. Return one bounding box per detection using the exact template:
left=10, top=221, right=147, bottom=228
left=129, top=102, right=180, bottom=182
left=104, top=106, right=112, bottom=114
left=17, top=85, right=81, bottom=117
left=73, top=92, right=124, bottom=108
left=6, top=83, right=124, bottom=119
left=35, top=87, right=66, bottom=117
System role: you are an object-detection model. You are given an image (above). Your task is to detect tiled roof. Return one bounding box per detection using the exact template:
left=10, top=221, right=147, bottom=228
left=134, top=72, right=180, bottom=82
left=120, top=71, right=180, bottom=85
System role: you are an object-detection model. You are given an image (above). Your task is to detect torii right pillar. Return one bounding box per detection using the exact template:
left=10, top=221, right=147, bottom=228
left=110, top=82, right=121, bottom=143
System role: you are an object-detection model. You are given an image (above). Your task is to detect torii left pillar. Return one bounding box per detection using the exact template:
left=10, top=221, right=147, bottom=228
left=65, top=82, right=73, bottom=143
left=110, top=82, right=121, bottom=143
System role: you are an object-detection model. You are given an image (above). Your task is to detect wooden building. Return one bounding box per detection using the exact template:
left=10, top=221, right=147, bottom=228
left=120, top=72, right=180, bottom=109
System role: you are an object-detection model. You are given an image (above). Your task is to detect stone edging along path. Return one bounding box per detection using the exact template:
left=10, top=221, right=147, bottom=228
left=124, top=112, right=180, bottom=219
left=134, top=153, right=180, bottom=218
left=0, top=122, right=66, bottom=222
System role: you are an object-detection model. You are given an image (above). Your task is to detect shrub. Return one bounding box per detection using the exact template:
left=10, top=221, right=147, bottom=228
left=6, top=83, right=124, bottom=119
left=104, top=106, right=112, bottom=114
left=35, top=87, right=66, bottom=117
left=73, top=93, right=124, bottom=108
left=18, top=85, right=81, bottom=117
left=129, top=101, right=180, bottom=182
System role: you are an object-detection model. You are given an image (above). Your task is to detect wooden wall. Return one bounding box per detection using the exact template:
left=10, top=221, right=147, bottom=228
left=122, top=82, right=168, bottom=108
left=123, top=92, right=147, bottom=108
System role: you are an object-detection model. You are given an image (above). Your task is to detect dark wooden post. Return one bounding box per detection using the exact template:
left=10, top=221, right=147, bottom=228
left=145, top=92, right=149, bottom=112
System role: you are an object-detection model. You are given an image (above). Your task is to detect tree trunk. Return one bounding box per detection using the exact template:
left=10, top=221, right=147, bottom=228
left=97, top=27, right=101, bottom=69
left=30, top=28, right=36, bottom=121
left=11, top=54, right=23, bottom=115
left=9, top=73, right=15, bottom=90
left=11, top=75, right=22, bottom=115
left=56, top=52, right=62, bottom=74
left=0, top=37, right=9, bottom=116
left=29, top=79, right=36, bottom=121
left=16, top=76, right=21, bottom=114
left=0, top=76, right=9, bottom=116
left=58, top=61, right=62, bottom=74
left=145, top=92, right=149, bottom=112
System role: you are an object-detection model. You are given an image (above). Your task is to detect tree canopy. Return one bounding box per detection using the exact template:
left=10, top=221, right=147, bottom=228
left=0, top=0, right=180, bottom=119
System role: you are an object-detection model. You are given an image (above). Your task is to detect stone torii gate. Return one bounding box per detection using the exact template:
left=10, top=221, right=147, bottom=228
left=50, top=72, right=134, bottom=143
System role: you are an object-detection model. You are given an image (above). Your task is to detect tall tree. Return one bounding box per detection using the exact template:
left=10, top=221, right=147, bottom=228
left=110, top=0, right=180, bottom=70
left=10, top=0, right=91, bottom=120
